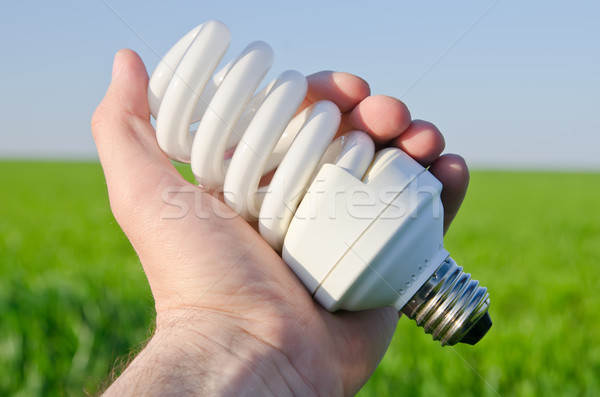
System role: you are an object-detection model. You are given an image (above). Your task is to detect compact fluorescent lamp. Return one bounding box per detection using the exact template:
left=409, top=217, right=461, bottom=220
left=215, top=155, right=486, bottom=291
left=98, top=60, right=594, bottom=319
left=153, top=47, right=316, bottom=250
left=148, top=20, right=492, bottom=346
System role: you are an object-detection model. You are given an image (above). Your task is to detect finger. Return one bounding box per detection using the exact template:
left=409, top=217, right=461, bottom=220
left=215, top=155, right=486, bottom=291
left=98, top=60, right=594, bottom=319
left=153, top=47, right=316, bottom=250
left=429, top=154, right=470, bottom=234
left=108, top=49, right=150, bottom=120
left=299, top=71, right=371, bottom=113
left=91, top=49, right=181, bottom=221
left=340, top=95, right=411, bottom=143
left=392, top=120, right=445, bottom=167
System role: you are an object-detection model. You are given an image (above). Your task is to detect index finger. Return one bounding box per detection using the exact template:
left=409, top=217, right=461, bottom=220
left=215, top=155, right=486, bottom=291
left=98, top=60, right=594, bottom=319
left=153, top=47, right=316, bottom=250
left=300, top=71, right=371, bottom=113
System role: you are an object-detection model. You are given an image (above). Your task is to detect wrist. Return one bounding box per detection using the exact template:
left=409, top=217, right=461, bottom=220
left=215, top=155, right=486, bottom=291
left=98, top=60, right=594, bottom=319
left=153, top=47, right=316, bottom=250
left=104, top=308, right=325, bottom=396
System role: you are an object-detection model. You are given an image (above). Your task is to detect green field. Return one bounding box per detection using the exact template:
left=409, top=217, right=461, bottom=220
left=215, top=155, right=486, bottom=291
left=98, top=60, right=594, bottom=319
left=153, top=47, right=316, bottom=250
left=1, top=161, right=598, bottom=396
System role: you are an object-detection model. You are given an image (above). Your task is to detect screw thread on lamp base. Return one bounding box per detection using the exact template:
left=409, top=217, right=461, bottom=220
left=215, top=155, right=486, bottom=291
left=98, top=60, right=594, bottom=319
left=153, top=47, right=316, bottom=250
left=401, top=257, right=492, bottom=346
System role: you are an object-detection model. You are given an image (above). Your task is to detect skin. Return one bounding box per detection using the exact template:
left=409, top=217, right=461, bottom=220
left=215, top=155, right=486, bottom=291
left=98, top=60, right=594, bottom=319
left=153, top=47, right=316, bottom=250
left=93, top=49, right=470, bottom=396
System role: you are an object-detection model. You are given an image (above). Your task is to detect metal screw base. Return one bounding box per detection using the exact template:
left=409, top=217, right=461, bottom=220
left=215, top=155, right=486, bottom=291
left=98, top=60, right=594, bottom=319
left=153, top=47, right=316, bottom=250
left=401, top=257, right=491, bottom=346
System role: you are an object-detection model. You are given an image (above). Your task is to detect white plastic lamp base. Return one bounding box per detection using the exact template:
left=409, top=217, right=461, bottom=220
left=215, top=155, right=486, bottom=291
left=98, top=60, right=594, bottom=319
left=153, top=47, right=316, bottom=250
left=283, top=148, right=447, bottom=312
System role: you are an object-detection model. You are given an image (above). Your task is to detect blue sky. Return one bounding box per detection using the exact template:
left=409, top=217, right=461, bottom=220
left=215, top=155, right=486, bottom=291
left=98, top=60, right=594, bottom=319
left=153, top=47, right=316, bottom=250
left=1, top=1, right=598, bottom=169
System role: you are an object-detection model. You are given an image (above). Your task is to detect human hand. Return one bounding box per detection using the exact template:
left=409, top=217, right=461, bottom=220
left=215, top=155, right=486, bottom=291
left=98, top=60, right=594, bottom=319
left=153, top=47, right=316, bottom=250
left=92, top=49, right=469, bottom=396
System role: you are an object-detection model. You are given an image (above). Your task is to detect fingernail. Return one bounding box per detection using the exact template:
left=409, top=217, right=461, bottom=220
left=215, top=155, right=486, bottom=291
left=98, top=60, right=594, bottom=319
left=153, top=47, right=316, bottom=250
left=112, top=51, right=124, bottom=81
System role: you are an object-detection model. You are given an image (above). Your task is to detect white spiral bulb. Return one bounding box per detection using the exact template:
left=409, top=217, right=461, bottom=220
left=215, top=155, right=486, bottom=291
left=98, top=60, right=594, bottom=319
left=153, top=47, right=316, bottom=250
left=148, top=20, right=375, bottom=251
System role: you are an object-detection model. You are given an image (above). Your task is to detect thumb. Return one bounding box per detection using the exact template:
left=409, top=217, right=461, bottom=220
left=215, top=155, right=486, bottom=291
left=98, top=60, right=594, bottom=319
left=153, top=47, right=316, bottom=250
left=93, top=49, right=151, bottom=139
left=92, top=49, right=181, bottom=224
left=109, top=49, right=151, bottom=119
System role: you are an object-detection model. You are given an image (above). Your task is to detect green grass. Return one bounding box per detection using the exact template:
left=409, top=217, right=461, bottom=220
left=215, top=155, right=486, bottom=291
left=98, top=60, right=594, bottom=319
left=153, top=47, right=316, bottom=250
left=1, top=161, right=599, bottom=396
